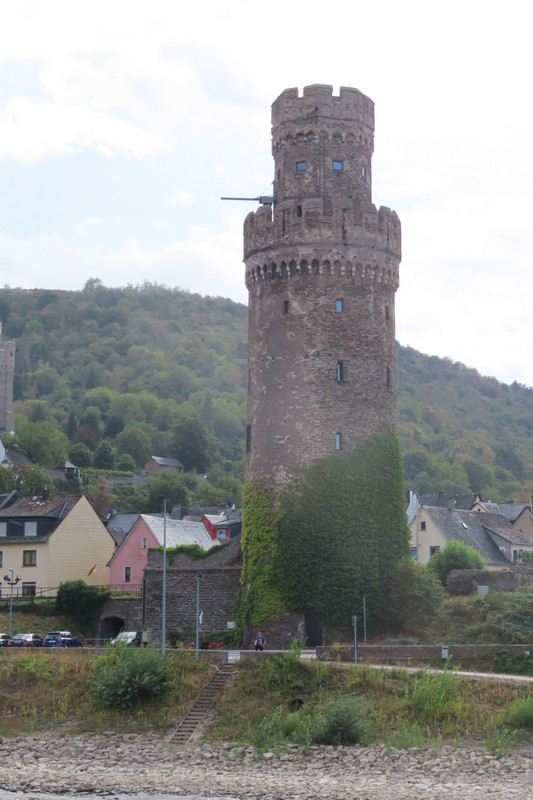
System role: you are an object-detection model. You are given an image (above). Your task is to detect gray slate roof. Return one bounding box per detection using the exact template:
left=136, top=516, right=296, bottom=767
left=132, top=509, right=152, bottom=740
left=140, top=515, right=216, bottom=550
left=419, top=492, right=480, bottom=510
left=424, top=506, right=511, bottom=565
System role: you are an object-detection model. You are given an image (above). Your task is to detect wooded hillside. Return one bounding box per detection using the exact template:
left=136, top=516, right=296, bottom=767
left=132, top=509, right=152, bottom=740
left=0, top=281, right=531, bottom=503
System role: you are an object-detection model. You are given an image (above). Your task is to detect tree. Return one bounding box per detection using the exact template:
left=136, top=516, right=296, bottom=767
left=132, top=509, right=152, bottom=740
left=384, top=559, right=445, bottom=633
left=170, top=416, right=214, bottom=473
left=13, top=415, right=69, bottom=466
left=93, top=441, right=116, bottom=470
left=115, top=453, right=136, bottom=472
left=147, top=473, right=190, bottom=512
left=91, top=476, right=112, bottom=517
left=0, top=467, right=14, bottom=493
left=69, top=442, right=93, bottom=467
left=55, top=580, right=110, bottom=635
left=115, top=425, right=152, bottom=467
left=428, top=541, right=486, bottom=586
left=10, top=464, right=54, bottom=496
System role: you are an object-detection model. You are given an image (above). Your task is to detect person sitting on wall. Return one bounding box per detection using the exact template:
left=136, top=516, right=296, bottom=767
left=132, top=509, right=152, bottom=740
left=254, top=632, right=266, bottom=652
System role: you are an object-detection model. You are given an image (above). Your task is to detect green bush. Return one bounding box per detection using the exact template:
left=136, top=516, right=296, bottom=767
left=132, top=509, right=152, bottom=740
left=90, top=645, right=175, bottom=710
left=506, top=696, right=533, bottom=729
left=311, top=695, right=373, bottom=746
left=428, top=541, right=485, bottom=586
left=408, top=666, right=462, bottom=722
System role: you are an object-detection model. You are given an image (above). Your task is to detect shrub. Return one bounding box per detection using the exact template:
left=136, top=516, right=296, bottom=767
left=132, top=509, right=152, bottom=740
left=428, top=541, right=485, bottom=586
left=311, top=695, right=373, bottom=746
left=408, top=666, right=462, bottom=722
left=506, top=696, right=533, bottom=729
left=384, top=559, right=445, bottom=633
left=55, top=580, right=110, bottom=635
left=90, top=645, right=174, bottom=710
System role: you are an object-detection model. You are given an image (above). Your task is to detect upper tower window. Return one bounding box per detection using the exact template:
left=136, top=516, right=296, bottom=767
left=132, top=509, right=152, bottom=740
left=332, top=160, right=343, bottom=171
left=295, top=160, right=306, bottom=172
left=335, top=298, right=344, bottom=313
left=282, top=299, right=290, bottom=315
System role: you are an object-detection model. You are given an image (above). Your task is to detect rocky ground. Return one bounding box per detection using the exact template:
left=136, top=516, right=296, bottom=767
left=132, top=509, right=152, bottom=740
left=1, top=732, right=533, bottom=800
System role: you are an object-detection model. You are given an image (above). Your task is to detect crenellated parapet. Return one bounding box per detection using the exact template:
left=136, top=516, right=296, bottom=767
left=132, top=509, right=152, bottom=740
left=244, top=201, right=401, bottom=270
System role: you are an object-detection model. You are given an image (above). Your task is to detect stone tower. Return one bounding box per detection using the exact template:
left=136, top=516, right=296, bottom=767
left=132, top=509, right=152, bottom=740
left=0, top=325, right=15, bottom=433
left=244, top=85, right=401, bottom=484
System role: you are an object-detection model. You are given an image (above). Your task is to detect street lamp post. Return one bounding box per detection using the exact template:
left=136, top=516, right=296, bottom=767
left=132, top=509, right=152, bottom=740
left=3, top=569, right=21, bottom=637
left=195, top=569, right=205, bottom=660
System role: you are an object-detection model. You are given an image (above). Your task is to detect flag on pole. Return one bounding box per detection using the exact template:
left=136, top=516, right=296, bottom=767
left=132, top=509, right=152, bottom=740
left=87, top=564, right=97, bottom=576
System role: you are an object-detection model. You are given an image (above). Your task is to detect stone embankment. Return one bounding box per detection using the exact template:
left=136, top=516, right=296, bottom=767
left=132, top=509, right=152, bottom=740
left=1, top=732, right=533, bottom=800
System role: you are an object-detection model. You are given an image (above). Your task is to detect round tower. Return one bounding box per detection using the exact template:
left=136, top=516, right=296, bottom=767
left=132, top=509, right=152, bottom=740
left=244, top=84, right=401, bottom=484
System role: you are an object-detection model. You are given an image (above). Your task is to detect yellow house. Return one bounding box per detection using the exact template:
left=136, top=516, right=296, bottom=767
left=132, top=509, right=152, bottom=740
left=0, top=492, right=114, bottom=597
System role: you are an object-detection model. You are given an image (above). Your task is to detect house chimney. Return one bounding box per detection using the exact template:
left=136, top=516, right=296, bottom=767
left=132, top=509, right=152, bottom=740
left=447, top=496, right=456, bottom=512
left=42, top=486, right=50, bottom=501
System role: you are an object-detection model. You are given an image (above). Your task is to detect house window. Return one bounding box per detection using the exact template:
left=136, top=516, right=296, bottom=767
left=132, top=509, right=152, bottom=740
left=410, top=548, right=417, bottom=559
left=295, top=160, right=306, bottom=172
left=282, top=299, right=290, bottom=315
left=0, top=523, right=6, bottom=537
left=335, top=432, right=342, bottom=451
left=23, top=550, right=37, bottom=567
left=429, top=546, right=440, bottom=557
left=25, top=521, right=37, bottom=537
left=336, top=360, right=343, bottom=382
left=332, top=160, right=343, bottom=171
left=420, top=521, right=426, bottom=531
left=141, top=538, right=147, bottom=549
left=335, top=298, right=344, bottom=313
left=124, top=566, right=131, bottom=582
left=22, top=583, right=36, bottom=597
left=246, top=423, right=251, bottom=454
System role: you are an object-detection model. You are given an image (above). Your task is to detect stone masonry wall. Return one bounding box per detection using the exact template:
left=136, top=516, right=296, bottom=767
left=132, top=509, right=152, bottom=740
left=143, top=536, right=242, bottom=643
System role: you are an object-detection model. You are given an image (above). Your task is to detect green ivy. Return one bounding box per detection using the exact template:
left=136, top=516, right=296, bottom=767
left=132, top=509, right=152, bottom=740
left=237, top=481, right=287, bottom=626
left=155, top=542, right=230, bottom=563
left=276, top=431, right=410, bottom=630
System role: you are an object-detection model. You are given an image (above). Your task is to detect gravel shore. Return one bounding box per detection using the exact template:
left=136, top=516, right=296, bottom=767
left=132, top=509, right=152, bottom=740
left=1, top=731, right=533, bottom=800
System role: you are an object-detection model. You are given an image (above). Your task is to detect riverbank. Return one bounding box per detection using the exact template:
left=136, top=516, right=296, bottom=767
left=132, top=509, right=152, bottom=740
left=1, top=731, right=532, bottom=800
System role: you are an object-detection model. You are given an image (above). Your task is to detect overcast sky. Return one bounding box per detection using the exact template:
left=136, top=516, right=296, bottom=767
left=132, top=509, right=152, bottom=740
left=1, top=0, right=532, bottom=388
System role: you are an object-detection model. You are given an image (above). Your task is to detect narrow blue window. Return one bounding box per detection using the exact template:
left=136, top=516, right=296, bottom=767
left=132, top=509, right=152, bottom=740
left=336, top=361, right=343, bottom=382
left=335, top=298, right=344, bottom=313
left=335, top=432, right=342, bottom=451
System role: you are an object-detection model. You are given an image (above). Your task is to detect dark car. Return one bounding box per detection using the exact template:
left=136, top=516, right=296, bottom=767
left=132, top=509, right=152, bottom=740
left=8, top=633, right=43, bottom=647
left=43, top=631, right=82, bottom=648
left=0, top=633, right=10, bottom=647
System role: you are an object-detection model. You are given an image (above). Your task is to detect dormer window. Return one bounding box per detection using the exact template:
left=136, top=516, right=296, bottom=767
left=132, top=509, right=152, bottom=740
left=25, top=522, right=37, bottom=537
left=295, top=160, right=306, bottom=172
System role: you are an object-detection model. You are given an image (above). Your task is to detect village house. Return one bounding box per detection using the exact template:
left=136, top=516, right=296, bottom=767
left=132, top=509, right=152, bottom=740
left=409, top=499, right=533, bottom=568
left=0, top=492, right=114, bottom=597
left=143, top=456, right=184, bottom=474
left=107, top=514, right=216, bottom=594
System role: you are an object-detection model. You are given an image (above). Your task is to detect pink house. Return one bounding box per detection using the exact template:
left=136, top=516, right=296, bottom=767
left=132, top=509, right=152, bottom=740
left=108, top=515, right=216, bottom=593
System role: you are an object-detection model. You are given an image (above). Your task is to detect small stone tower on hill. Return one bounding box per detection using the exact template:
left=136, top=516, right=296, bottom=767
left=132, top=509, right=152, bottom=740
left=244, top=84, right=401, bottom=484
left=0, top=324, right=15, bottom=433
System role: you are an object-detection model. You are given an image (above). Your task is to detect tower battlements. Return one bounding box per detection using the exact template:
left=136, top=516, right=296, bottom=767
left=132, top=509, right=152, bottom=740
left=244, top=200, right=401, bottom=284
left=272, top=85, right=374, bottom=134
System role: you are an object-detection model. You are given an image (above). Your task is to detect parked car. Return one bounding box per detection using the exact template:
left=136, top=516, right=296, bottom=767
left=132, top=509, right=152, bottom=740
left=110, top=631, right=143, bottom=647
left=0, top=633, right=10, bottom=647
left=8, top=633, right=43, bottom=647
left=42, top=631, right=82, bottom=648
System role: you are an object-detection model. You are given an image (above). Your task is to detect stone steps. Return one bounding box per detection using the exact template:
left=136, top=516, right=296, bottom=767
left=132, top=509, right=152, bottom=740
left=169, top=665, right=233, bottom=745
